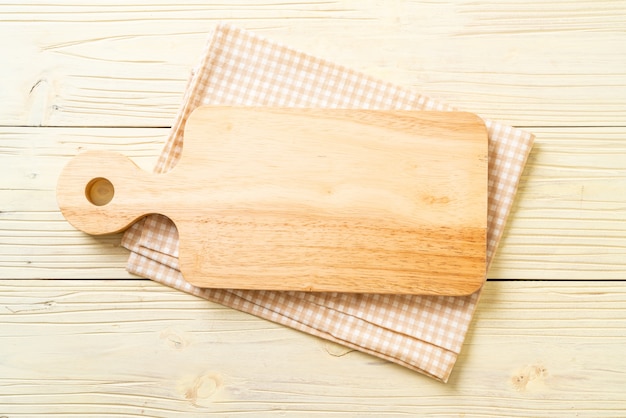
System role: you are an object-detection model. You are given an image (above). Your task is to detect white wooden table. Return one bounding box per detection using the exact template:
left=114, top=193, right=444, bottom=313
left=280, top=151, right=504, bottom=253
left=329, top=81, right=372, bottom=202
left=1, top=2, right=625, bottom=416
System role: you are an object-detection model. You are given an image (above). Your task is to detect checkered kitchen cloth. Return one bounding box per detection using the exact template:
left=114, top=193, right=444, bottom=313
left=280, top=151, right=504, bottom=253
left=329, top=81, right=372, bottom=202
left=122, top=23, right=534, bottom=382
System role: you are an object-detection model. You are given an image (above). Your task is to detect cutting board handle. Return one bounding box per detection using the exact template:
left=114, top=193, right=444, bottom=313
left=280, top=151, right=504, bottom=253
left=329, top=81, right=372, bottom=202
left=57, top=150, right=160, bottom=235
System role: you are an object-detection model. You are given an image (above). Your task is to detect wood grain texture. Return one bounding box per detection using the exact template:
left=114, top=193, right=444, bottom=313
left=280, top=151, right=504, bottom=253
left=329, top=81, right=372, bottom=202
left=490, top=127, right=626, bottom=280
left=2, top=0, right=626, bottom=414
left=0, top=280, right=625, bottom=417
left=56, top=108, right=488, bottom=294
left=1, top=0, right=625, bottom=127
left=2, top=126, right=624, bottom=281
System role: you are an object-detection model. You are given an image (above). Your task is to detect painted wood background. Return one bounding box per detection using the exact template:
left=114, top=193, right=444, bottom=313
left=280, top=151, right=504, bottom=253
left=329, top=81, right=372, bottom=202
left=1, top=1, right=625, bottom=416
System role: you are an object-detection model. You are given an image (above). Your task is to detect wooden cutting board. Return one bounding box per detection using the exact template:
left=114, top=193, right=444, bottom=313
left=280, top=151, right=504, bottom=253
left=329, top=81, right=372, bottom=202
left=57, top=107, right=488, bottom=295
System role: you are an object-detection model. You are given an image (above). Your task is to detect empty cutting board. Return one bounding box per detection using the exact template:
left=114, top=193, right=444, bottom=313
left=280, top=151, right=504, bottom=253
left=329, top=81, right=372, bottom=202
left=57, top=107, right=488, bottom=295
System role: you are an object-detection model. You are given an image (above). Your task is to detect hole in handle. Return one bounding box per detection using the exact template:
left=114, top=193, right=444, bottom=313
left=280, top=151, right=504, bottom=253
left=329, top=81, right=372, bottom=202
left=85, top=177, right=114, bottom=206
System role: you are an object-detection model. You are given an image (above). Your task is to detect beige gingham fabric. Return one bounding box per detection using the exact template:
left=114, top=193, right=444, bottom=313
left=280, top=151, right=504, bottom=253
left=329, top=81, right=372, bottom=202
left=122, top=23, right=534, bottom=382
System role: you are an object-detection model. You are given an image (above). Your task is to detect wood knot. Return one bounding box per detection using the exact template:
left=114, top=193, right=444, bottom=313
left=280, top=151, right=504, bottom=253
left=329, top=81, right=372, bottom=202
left=511, top=364, right=548, bottom=392
left=179, top=373, right=222, bottom=406
left=160, top=328, right=191, bottom=350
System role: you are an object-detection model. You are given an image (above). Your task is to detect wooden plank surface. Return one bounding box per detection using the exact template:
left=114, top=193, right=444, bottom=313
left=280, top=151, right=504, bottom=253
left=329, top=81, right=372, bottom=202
left=2, top=126, right=623, bottom=281
left=1, top=0, right=625, bottom=127
left=1, top=0, right=625, bottom=415
left=1, top=280, right=625, bottom=417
